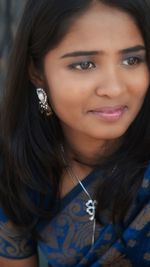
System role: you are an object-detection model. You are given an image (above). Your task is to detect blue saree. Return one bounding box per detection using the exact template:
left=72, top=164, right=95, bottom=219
left=0, top=165, right=150, bottom=266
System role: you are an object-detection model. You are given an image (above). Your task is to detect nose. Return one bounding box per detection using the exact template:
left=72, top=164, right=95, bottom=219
left=95, top=67, right=125, bottom=98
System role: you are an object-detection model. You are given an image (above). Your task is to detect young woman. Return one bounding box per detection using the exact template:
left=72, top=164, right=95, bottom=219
left=0, top=0, right=150, bottom=266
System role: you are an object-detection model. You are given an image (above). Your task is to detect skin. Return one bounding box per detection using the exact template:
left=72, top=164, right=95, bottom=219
left=37, top=2, right=149, bottom=196
left=1, top=3, right=149, bottom=266
left=41, top=3, right=149, bottom=164
left=0, top=255, right=38, bottom=267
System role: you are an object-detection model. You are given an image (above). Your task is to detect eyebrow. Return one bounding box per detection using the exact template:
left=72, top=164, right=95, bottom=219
left=60, top=45, right=146, bottom=58
left=61, top=50, right=99, bottom=58
left=121, top=45, right=146, bottom=54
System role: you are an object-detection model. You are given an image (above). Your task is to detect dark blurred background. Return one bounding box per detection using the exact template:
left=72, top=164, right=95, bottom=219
left=0, top=1, right=48, bottom=266
left=0, top=0, right=26, bottom=88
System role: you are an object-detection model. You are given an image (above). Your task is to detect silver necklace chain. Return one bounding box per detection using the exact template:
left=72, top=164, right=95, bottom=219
left=66, top=166, right=97, bottom=247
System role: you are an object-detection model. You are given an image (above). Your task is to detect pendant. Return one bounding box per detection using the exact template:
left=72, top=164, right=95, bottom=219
left=85, top=199, right=97, bottom=221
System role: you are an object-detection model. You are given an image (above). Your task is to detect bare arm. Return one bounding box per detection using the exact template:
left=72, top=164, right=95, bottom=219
left=0, top=254, right=38, bottom=267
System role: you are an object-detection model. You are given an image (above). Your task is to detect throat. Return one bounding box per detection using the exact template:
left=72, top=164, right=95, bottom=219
left=60, top=163, right=92, bottom=198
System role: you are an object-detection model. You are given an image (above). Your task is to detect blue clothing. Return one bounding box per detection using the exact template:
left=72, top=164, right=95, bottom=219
left=0, top=166, right=150, bottom=266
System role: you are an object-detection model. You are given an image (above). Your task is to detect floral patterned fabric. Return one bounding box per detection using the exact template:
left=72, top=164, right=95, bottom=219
left=0, top=166, right=150, bottom=266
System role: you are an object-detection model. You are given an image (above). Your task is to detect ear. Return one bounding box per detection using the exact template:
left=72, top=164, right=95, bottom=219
left=28, top=60, right=45, bottom=88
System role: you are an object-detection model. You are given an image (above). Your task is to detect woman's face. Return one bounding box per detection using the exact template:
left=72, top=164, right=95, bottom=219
left=43, top=3, right=149, bottom=143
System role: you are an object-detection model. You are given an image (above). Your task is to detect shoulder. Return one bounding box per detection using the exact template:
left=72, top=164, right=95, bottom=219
left=142, top=163, right=150, bottom=190
left=0, top=209, right=37, bottom=259
left=144, top=163, right=150, bottom=179
left=137, top=163, right=150, bottom=204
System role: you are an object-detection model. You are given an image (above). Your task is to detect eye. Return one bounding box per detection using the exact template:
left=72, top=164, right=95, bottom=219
left=122, top=56, right=144, bottom=66
left=69, top=61, right=96, bottom=70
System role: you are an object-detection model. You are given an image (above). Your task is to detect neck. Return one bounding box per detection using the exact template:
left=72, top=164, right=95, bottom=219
left=63, top=134, right=121, bottom=167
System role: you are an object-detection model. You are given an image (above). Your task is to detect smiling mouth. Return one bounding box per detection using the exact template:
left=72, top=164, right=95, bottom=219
left=89, top=106, right=128, bottom=122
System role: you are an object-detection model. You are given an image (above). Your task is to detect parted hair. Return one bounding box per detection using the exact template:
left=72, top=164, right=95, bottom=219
left=0, top=0, right=150, bottom=231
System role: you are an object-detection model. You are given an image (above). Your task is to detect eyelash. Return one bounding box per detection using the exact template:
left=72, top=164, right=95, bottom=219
left=68, top=56, right=146, bottom=71
left=122, top=56, right=146, bottom=66
left=69, top=61, right=96, bottom=71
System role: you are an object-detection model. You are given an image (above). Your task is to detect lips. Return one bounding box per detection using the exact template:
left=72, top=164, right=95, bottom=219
left=89, top=105, right=127, bottom=122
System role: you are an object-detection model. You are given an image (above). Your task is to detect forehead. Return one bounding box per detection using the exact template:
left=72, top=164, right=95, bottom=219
left=51, top=2, right=144, bottom=54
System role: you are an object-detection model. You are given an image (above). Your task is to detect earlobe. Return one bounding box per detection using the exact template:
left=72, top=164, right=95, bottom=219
left=28, top=60, right=45, bottom=88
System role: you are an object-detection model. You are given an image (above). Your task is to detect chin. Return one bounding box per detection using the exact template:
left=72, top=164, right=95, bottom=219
left=91, top=127, right=129, bottom=140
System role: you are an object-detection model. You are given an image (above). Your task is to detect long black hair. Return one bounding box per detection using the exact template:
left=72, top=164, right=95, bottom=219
left=0, top=0, right=150, bottom=231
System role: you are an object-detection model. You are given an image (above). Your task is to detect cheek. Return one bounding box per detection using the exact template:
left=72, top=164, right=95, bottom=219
left=45, top=72, right=92, bottom=109
left=46, top=78, right=81, bottom=116
left=129, top=70, right=149, bottom=100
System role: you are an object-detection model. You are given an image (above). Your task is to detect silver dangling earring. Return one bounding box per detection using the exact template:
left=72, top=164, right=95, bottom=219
left=36, top=88, right=52, bottom=116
